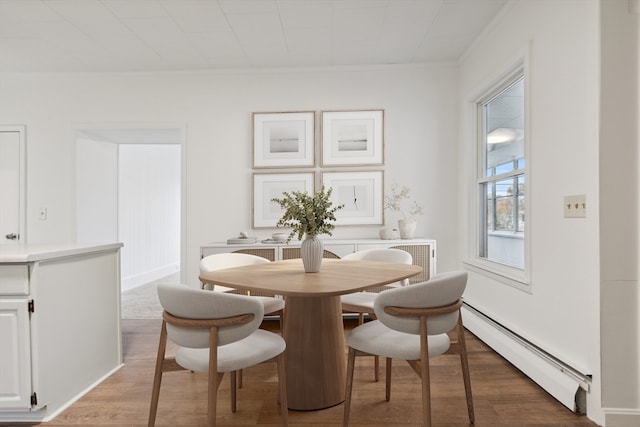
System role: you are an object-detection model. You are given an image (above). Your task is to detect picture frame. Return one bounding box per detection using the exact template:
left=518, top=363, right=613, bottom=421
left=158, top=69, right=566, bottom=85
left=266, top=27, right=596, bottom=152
left=253, top=111, right=315, bottom=168
left=253, top=172, right=315, bottom=228
left=322, top=170, right=384, bottom=225
left=321, top=110, right=384, bottom=166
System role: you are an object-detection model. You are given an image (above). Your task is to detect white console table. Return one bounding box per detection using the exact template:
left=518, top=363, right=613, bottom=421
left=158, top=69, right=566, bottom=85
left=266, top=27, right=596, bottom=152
left=0, top=243, right=122, bottom=423
left=200, top=238, right=436, bottom=293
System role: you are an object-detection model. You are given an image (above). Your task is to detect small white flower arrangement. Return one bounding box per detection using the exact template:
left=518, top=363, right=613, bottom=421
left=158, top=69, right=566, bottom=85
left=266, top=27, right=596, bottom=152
left=384, top=183, right=424, bottom=221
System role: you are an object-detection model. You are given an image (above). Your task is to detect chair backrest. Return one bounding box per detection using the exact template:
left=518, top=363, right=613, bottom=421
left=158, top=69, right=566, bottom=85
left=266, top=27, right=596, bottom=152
left=200, top=252, right=270, bottom=273
left=373, top=271, right=467, bottom=335
left=157, top=282, right=263, bottom=348
left=343, top=248, right=413, bottom=286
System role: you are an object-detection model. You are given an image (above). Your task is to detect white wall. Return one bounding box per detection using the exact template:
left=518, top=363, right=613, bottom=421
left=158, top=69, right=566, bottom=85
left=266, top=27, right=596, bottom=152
left=459, top=1, right=639, bottom=425
left=76, top=137, right=118, bottom=243
left=599, top=0, right=640, bottom=425
left=0, top=64, right=460, bottom=289
left=460, top=0, right=600, bottom=373
left=118, top=144, right=181, bottom=290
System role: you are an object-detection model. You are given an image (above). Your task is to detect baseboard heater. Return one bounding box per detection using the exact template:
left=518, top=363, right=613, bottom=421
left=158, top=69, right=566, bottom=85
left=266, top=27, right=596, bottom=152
left=462, top=302, right=591, bottom=413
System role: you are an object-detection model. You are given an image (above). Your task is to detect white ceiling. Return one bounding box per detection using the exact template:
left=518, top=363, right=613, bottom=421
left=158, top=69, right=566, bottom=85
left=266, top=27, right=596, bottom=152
left=0, top=0, right=508, bottom=73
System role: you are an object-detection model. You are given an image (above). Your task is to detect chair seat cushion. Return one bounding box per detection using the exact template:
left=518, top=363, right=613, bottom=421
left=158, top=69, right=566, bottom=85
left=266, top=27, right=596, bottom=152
left=341, top=292, right=376, bottom=313
left=254, top=296, right=285, bottom=314
left=346, top=320, right=450, bottom=360
left=176, top=329, right=286, bottom=373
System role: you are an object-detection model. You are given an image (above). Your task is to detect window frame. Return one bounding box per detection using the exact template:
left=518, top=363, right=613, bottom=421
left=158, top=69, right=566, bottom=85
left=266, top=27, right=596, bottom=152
left=484, top=160, right=525, bottom=234
left=465, top=61, right=531, bottom=291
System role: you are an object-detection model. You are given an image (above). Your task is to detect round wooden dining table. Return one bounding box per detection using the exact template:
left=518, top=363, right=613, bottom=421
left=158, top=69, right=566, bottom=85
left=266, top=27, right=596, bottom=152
left=199, top=257, right=422, bottom=410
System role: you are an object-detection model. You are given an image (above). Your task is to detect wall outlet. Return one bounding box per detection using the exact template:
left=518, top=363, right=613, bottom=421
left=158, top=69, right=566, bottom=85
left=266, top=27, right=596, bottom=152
left=564, top=195, right=586, bottom=218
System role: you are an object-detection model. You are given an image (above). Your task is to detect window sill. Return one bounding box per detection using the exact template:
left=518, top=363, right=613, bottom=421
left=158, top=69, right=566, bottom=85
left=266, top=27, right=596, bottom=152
left=463, top=258, right=531, bottom=294
left=487, top=231, right=524, bottom=240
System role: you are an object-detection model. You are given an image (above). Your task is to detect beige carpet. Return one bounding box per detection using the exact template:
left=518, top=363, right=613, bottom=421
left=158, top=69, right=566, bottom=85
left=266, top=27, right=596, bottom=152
left=121, top=273, right=179, bottom=319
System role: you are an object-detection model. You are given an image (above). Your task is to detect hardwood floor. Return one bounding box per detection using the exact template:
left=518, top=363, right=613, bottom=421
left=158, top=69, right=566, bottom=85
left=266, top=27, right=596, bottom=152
left=17, top=318, right=598, bottom=427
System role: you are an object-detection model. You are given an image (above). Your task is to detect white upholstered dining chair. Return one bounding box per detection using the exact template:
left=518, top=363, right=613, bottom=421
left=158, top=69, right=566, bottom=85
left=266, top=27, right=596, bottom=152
left=148, top=283, right=288, bottom=427
left=200, top=253, right=285, bottom=317
left=343, top=271, right=474, bottom=427
left=340, top=248, right=413, bottom=380
left=200, top=252, right=285, bottom=389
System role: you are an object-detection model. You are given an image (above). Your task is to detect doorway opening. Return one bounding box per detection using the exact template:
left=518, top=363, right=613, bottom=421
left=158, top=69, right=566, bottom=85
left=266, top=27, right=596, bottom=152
left=75, top=126, right=183, bottom=292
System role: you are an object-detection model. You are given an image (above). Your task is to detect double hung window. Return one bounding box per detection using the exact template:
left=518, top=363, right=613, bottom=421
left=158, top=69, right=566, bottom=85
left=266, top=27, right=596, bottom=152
left=477, top=74, right=525, bottom=270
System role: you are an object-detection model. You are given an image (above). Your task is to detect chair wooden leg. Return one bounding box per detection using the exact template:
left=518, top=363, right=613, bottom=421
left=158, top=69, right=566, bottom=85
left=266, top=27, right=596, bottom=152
left=419, top=318, right=432, bottom=427
left=385, top=357, right=392, bottom=401
left=148, top=321, right=168, bottom=427
left=421, top=357, right=432, bottom=427
left=208, top=327, right=220, bottom=427
left=276, top=353, right=288, bottom=427
left=343, top=347, right=357, bottom=427
left=355, top=312, right=380, bottom=382
left=230, top=371, right=237, bottom=413
left=369, top=312, right=379, bottom=381
left=457, top=316, right=475, bottom=423
left=208, top=373, right=223, bottom=427
left=207, top=370, right=217, bottom=426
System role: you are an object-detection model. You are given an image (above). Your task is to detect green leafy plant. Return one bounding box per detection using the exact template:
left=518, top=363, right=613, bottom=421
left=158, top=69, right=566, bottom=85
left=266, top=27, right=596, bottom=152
left=271, top=186, right=344, bottom=242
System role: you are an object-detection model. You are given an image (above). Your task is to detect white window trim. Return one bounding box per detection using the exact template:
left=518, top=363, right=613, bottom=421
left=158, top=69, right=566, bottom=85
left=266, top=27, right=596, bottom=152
left=465, top=44, right=532, bottom=293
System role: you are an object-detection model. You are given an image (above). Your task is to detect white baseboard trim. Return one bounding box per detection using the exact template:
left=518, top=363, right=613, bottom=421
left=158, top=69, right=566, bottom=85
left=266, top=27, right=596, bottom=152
left=602, top=408, right=640, bottom=427
left=121, top=263, right=179, bottom=292
left=462, top=303, right=591, bottom=413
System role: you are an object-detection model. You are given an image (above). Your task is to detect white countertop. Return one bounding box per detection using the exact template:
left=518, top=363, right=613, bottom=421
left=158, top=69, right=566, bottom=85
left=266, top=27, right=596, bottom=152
left=0, top=243, right=123, bottom=263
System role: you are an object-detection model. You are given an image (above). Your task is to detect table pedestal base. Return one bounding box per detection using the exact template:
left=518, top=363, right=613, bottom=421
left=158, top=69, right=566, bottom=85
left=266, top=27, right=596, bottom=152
left=282, top=295, right=346, bottom=410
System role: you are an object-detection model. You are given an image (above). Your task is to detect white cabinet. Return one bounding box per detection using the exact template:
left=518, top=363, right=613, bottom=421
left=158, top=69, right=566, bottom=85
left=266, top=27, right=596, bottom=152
left=0, top=298, right=31, bottom=410
left=0, top=244, right=122, bottom=423
left=201, top=238, right=436, bottom=285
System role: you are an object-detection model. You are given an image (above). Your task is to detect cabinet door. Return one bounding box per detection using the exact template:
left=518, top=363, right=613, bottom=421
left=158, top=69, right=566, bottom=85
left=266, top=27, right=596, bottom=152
left=323, top=244, right=356, bottom=258
left=201, top=246, right=277, bottom=261
left=0, top=299, right=32, bottom=410
left=387, top=243, right=433, bottom=284
left=281, top=244, right=354, bottom=260
left=356, top=242, right=435, bottom=284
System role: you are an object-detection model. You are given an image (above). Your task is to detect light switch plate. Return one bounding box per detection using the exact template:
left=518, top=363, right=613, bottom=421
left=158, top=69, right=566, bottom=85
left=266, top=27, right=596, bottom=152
left=564, top=195, right=586, bottom=218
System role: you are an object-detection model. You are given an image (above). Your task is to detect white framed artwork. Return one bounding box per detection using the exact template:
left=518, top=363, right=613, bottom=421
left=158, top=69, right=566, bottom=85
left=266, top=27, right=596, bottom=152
left=253, top=172, right=315, bottom=228
left=322, top=170, right=384, bottom=225
left=253, top=111, right=315, bottom=168
left=321, top=110, right=384, bottom=166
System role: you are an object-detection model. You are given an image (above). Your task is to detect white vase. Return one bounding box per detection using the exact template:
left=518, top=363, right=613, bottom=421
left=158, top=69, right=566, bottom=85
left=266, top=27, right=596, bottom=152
left=379, top=227, right=397, bottom=240
left=398, top=219, right=416, bottom=239
left=301, top=236, right=323, bottom=272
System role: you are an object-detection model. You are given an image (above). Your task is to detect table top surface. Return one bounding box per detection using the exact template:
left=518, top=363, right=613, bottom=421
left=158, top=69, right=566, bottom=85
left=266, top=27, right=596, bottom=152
left=199, top=258, right=423, bottom=297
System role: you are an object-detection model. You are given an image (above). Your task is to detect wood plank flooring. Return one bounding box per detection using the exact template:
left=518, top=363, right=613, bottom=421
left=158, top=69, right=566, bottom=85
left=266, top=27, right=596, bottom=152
left=13, top=318, right=599, bottom=427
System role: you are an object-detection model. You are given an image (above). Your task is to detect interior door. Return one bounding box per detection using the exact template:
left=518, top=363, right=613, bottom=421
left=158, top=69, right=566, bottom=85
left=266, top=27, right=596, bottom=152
left=0, top=126, right=25, bottom=244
